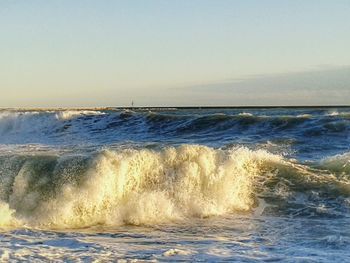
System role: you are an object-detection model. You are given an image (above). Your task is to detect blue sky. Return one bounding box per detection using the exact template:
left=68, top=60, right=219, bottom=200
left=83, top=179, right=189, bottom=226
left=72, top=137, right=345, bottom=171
left=0, top=0, right=349, bottom=107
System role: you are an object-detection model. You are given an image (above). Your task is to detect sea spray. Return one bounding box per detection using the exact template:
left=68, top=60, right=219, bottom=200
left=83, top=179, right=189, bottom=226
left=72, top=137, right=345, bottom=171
left=0, top=145, right=349, bottom=229
left=1, top=108, right=349, bottom=261
left=0, top=201, right=16, bottom=227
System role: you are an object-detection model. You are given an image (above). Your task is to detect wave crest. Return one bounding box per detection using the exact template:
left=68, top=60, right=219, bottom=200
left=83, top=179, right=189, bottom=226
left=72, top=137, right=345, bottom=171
left=0, top=109, right=349, bottom=145
left=1, top=145, right=349, bottom=229
left=55, top=110, right=105, bottom=120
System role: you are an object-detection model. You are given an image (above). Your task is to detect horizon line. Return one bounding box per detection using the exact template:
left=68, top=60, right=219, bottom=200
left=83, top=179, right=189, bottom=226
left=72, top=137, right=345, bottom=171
left=1, top=105, right=350, bottom=111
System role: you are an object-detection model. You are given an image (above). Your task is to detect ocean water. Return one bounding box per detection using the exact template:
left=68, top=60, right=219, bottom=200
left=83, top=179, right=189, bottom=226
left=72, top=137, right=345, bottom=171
left=0, top=107, right=349, bottom=262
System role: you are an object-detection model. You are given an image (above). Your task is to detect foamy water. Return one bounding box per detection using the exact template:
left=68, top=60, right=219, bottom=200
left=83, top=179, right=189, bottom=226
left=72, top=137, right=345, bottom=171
left=0, top=108, right=350, bottom=261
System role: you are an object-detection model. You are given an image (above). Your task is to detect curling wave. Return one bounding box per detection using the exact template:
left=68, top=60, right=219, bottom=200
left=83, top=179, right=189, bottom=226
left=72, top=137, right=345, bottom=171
left=0, top=109, right=349, bottom=147
left=0, top=145, right=349, bottom=229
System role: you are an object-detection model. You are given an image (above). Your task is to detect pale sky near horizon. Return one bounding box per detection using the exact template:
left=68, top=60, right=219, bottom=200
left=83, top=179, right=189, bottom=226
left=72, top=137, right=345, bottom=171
left=0, top=0, right=349, bottom=107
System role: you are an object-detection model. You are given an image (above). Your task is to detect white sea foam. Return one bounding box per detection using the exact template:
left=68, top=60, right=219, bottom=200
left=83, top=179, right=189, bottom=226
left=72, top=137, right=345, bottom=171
left=163, top=248, right=193, bottom=256
left=296, top=114, right=312, bottom=118
left=0, top=201, right=17, bottom=227
left=326, top=111, right=350, bottom=117
left=1, top=145, right=347, bottom=229
left=238, top=112, right=254, bottom=117
left=0, top=146, right=284, bottom=228
left=55, top=110, right=105, bottom=120
left=0, top=111, right=49, bottom=138
left=321, top=152, right=350, bottom=175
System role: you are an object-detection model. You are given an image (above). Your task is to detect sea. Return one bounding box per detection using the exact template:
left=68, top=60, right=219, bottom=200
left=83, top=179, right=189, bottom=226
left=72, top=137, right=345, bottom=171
left=0, top=107, right=349, bottom=262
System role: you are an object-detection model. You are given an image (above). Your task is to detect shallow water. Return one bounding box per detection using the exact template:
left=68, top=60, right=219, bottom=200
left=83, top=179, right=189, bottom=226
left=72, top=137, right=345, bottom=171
left=2, top=216, right=350, bottom=262
left=0, top=108, right=349, bottom=261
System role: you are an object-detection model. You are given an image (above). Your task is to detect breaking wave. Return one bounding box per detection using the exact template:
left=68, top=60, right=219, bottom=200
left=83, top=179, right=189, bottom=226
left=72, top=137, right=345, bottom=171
left=55, top=110, right=105, bottom=120
left=0, top=109, right=349, bottom=145
left=0, top=145, right=349, bottom=229
left=320, top=152, right=350, bottom=175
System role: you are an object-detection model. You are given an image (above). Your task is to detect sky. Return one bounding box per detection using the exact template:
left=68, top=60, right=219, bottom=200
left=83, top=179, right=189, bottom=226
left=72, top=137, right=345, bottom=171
left=0, top=0, right=349, bottom=107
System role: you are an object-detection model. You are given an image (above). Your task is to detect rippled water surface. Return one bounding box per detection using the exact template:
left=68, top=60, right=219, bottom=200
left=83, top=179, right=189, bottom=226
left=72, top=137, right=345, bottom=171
left=0, top=108, right=349, bottom=262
